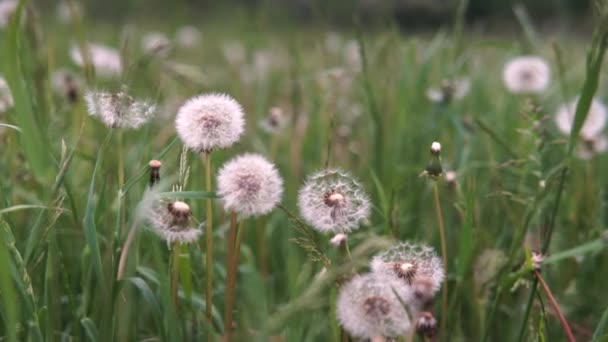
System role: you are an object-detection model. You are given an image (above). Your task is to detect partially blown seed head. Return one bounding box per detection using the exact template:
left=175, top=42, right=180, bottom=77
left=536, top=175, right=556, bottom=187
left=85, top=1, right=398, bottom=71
left=371, top=242, right=445, bottom=296
left=148, top=200, right=202, bottom=245
left=217, top=153, right=283, bottom=218
left=298, top=168, right=371, bottom=233
left=175, top=93, right=245, bottom=153
left=502, top=56, right=550, bottom=94
left=337, top=273, right=412, bottom=339
left=84, top=89, right=156, bottom=129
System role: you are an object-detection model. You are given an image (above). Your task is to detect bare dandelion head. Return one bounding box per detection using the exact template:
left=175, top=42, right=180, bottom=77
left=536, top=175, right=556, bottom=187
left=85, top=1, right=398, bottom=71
left=84, top=89, right=156, bottom=129
left=0, top=0, right=18, bottom=28
left=371, top=242, right=445, bottom=295
left=329, top=233, right=348, bottom=248
left=503, top=56, right=550, bottom=94
left=336, top=273, right=412, bottom=339
left=0, top=76, right=14, bottom=114
left=148, top=199, right=201, bottom=245
left=298, top=168, right=371, bottom=233
left=175, top=26, right=201, bottom=48
left=175, top=93, right=245, bottom=153
left=51, top=69, right=82, bottom=103
left=426, top=78, right=470, bottom=104
left=70, top=43, right=123, bottom=78
left=555, top=98, right=607, bottom=140
left=217, top=153, right=283, bottom=218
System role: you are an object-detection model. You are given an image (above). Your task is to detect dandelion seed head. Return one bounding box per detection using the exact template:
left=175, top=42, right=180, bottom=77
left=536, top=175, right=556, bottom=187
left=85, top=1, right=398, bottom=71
left=0, top=76, right=14, bottom=114
left=222, top=41, right=246, bottom=66
left=0, top=0, right=17, bottom=28
left=555, top=98, right=607, bottom=140
left=175, top=26, right=201, bottom=48
left=84, top=89, right=156, bottom=129
left=503, top=56, right=550, bottom=94
left=70, top=43, right=123, bottom=78
left=298, top=168, right=371, bottom=233
left=337, top=273, right=412, bottom=339
left=217, top=153, right=283, bottom=218
left=51, top=69, right=82, bottom=103
left=426, top=78, right=470, bottom=104
left=141, top=32, right=171, bottom=56
left=371, top=242, right=445, bottom=295
left=148, top=199, right=201, bottom=245
left=175, top=93, right=245, bottom=152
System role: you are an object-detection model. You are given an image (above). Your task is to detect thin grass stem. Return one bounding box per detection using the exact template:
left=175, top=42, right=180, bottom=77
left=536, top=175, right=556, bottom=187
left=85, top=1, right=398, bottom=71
left=432, top=182, right=448, bottom=341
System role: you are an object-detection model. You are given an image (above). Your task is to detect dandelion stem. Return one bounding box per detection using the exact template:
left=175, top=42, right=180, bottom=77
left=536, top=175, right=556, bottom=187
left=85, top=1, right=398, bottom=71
left=534, top=270, right=575, bottom=342
left=224, top=214, right=243, bottom=342
left=118, top=130, right=126, bottom=229
left=432, top=182, right=448, bottom=341
left=170, top=243, right=182, bottom=311
left=203, top=151, right=214, bottom=335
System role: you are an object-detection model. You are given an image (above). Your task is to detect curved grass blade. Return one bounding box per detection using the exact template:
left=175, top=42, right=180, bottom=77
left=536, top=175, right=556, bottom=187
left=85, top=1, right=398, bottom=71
left=81, top=317, right=100, bottom=342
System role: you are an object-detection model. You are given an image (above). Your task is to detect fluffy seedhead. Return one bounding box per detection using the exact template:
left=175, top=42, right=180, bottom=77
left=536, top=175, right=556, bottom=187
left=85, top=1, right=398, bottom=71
left=554, top=97, right=608, bottom=159
left=259, top=106, right=289, bottom=134
left=426, top=78, right=470, bottom=104
left=141, top=32, right=171, bottom=56
left=84, top=89, right=156, bottom=129
left=0, top=76, right=14, bottom=114
left=175, top=93, right=245, bottom=153
left=502, top=56, right=550, bottom=94
left=148, top=199, right=201, bottom=245
left=51, top=69, right=82, bottom=103
left=298, top=168, right=371, bottom=233
left=70, top=43, right=123, bottom=78
left=176, top=26, right=201, bottom=48
left=371, top=242, right=445, bottom=296
left=336, top=273, right=412, bottom=339
left=217, top=153, right=283, bottom=218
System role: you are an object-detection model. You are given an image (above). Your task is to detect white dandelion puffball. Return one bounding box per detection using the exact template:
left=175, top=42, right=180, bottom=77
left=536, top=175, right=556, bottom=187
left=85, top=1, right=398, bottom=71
left=176, top=26, right=201, bottom=48
left=0, top=76, right=14, bottom=114
left=217, top=153, right=284, bottom=218
left=84, top=90, right=156, bottom=129
left=371, top=242, right=445, bottom=295
left=337, top=273, right=412, bottom=339
left=426, top=78, right=470, bottom=104
left=148, top=200, right=202, bottom=245
left=70, top=43, right=123, bottom=78
left=51, top=69, right=82, bottom=102
left=502, top=56, right=550, bottom=94
left=298, top=168, right=371, bottom=233
left=0, top=0, right=17, bottom=28
left=141, top=32, right=171, bottom=56
left=554, top=98, right=607, bottom=140
left=175, top=93, right=245, bottom=152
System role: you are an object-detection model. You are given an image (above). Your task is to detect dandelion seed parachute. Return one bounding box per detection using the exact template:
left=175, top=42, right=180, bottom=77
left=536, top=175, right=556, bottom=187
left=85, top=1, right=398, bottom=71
left=217, top=153, right=283, bottom=218
left=84, top=90, right=156, bottom=129
left=297, top=168, right=371, bottom=233
left=175, top=93, right=245, bottom=152
left=371, top=242, right=445, bottom=295
left=337, top=273, right=412, bottom=339
left=502, top=56, right=550, bottom=94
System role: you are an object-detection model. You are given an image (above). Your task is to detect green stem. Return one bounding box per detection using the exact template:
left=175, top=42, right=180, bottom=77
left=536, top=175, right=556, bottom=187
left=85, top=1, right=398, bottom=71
left=204, top=152, right=214, bottom=336
left=224, top=214, right=243, bottom=342
left=170, top=243, right=182, bottom=311
left=433, top=182, right=448, bottom=341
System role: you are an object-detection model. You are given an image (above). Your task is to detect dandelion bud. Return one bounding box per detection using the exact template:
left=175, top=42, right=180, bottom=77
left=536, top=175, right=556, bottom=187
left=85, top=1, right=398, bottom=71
left=416, top=311, right=438, bottom=339
left=148, top=160, right=162, bottom=187
left=330, top=233, right=348, bottom=248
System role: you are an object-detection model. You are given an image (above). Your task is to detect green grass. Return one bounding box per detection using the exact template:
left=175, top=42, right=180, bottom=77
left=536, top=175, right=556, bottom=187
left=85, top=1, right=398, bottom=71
left=1, top=1, right=608, bottom=341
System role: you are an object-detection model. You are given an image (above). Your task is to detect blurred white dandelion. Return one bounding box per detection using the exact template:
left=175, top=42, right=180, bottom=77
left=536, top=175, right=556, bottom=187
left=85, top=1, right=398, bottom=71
left=298, top=168, right=371, bottom=233
left=51, top=69, right=82, bottom=103
left=141, top=31, right=171, bottom=56
left=258, top=106, right=289, bottom=134
left=0, top=0, right=18, bottom=28
left=175, top=93, right=245, bottom=152
left=0, top=76, right=14, bottom=114
left=344, top=40, right=362, bottom=72
left=426, top=78, right=470, bottom=104
left=217, top=153, right=283, bottom=218
left=175, top=26, right=201, bottom=48
left=70, top=43, right=123, bottom=78
left=555, top=97, right=607, bottom=140
left=84, top=89, right=156, bottom=129
left=147, top=200, right=202, bottom=245
left=222, top=41, right=246, bottom=66
left=502, top=56, right=550, bottom=94
left=371, top=242, right=445, bottom=295
left=337, top=273, right=412, bottom=339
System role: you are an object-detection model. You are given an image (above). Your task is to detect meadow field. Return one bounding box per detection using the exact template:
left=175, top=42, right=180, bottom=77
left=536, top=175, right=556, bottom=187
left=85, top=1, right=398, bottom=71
left=1, top=1, right=608, bottom=341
